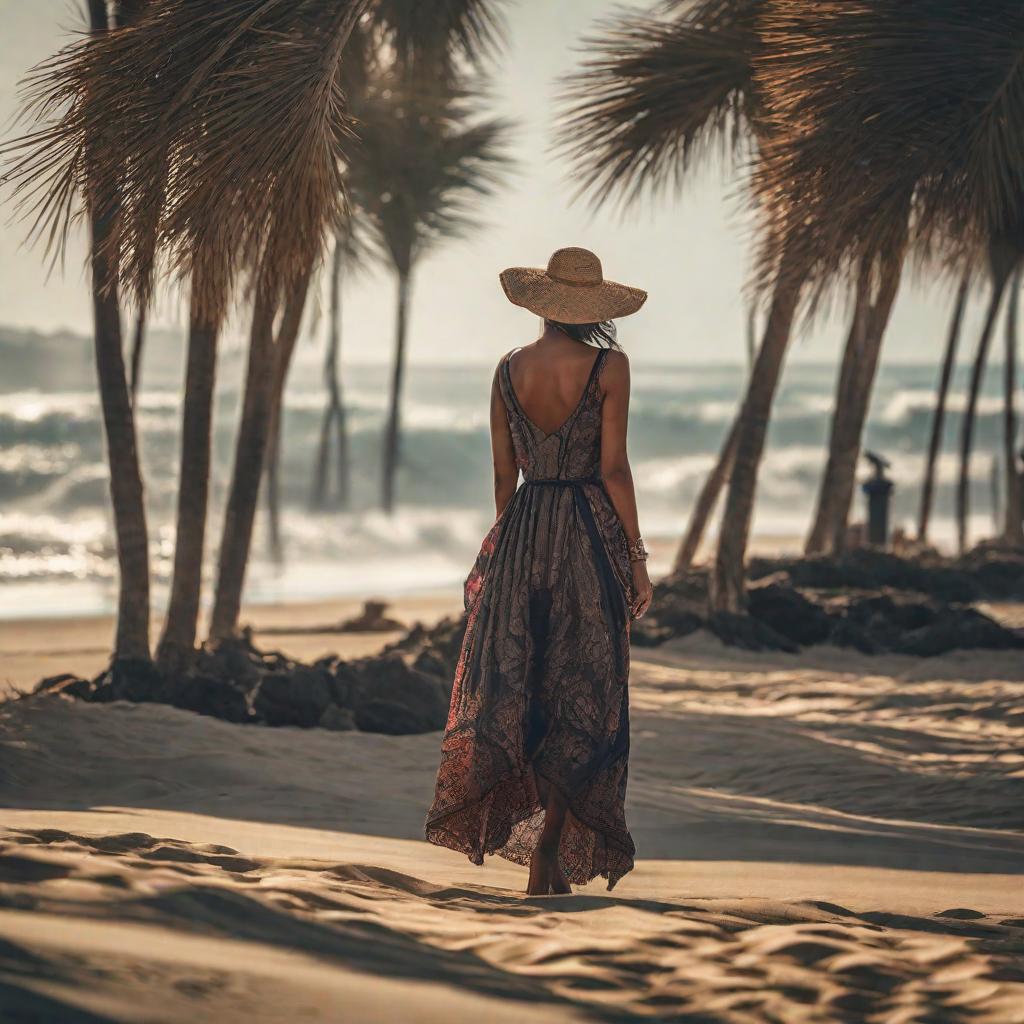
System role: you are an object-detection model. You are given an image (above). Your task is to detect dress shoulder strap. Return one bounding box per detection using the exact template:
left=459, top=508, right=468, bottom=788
left=587, top=346, right=610, bottom=395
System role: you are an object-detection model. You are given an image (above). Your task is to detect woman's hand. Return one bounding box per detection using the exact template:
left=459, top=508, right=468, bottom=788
left=630, top=560, right=653, bottom=619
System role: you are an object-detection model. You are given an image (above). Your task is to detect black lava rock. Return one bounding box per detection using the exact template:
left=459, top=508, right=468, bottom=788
left=747, top=580, right=833, bottom=646
left=252, top=665, right=334, bottom=728
left=351, top=654, right=448, bottom=734
left=164, top=674, right=252, bottom=724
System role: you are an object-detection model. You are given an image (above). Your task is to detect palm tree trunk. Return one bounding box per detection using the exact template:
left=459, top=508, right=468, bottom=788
left=155, top=306, right=219, bottom=673
left=957, top=264, right=1013, bottom=553
left=265, top=415, right=284, bottom=561
left=709, top=264, right=804, bottom=613
left=806, top=254, right=903, bottom=556
left=381, top=269, right=411, bottom=513
left=806, top=271, right=872, bottom=556
left=312, top=240, right=350, bottom=509
left=672, top=416, right=738, bottom=575
left=1002, top=268, right=1023, bottom=546
left=746, top=306, right=757, bottom=368
left=917, top=276, right=969, bottom=542
left=208, top=291, right=278, bottom=642
left=263, top=268, right=311, bottom=561
left=86, top=0, right=151, bottom=662
left=209, top=268, right=312, bottom=642
left=129, top=307, right=146, bottom=405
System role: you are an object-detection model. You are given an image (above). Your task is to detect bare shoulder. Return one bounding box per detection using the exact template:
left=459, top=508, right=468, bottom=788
left=492, top=348, right=516, bottom=381
left=601, top=348, right=630, bottom=389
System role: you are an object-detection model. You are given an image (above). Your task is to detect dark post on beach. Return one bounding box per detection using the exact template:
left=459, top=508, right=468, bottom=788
left=862, top=451, right=894, bottom=548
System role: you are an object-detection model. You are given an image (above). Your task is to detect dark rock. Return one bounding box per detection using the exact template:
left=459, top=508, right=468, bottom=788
left=337, top=600, right=406, bottom=633
left=356, top=698, right=444, bottom=735
left=196, top=638, right=263, bottom=693
left=630, top=620, right=684, bottom=646
left=319, top=705, right=356, bottom=731
left=413, top=646, right=454, bottom=679
left=827, top=617, right=879, bottom=654
left=91, top=659, right=165, bottom=703
left=747, top=580, right=833, bottom=646
left=328, top=661, right=360, bottom=708
left=34, top=673, right=93, bottom=698
left=707, top=612, right=799, bottom=653
left=389, top=615, right=467, bottom=695
left=897, top=608, right=1024, bottom=657
left=252, top=666, right=334, bottom=727
left=351, top=654, right=447, bottom=734
left=164, top=674, right=252, bottom=724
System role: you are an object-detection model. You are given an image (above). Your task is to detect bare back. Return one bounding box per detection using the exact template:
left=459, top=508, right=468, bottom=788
left=506, top=338, right=606, bottom=436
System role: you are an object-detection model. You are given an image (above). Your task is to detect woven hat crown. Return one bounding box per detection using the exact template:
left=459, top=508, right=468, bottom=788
left=499, top=246, right=646, bottom=323
left=547, top=247, right=603, bottom=287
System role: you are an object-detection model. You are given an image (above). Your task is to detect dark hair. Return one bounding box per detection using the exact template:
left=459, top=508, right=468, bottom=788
left=545, top=319, right=620, bottom=349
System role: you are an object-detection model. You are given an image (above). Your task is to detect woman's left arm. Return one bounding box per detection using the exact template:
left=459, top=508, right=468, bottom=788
left=490, top=363, right=518, bottom=516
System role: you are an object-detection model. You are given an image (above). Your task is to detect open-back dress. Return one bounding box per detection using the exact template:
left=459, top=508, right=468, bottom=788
left=425, top=346, right=636, bottom=890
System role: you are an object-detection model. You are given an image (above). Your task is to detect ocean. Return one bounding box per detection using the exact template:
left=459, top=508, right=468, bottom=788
left=0, top=328, right=1016, bottom=619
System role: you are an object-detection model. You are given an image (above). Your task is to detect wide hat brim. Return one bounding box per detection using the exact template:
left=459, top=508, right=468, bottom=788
left=499, top=267, right=647, bottom=324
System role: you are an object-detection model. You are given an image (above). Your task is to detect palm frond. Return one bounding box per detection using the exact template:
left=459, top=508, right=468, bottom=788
left=751, top=0, right=1024, bottom=294
left=371, top=0, right=506, bottom=77
left=556, top=5, right=757, bottom=210
left=345, top=74, right=511, bottom=275
left=3, top=0, right=371, bottom=324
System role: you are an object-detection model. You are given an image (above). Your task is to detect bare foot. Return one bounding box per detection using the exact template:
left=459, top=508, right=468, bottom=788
left=527, top=846, right=553, bottom=895
left=551, top=861, right=571, bottom=895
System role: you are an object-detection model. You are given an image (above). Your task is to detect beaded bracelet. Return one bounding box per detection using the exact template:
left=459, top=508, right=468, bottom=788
left=628, top=536, right=649, bottom=563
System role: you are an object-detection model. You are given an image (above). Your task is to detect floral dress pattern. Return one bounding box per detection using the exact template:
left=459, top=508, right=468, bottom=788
left=425, top=346, right=636, bottom=889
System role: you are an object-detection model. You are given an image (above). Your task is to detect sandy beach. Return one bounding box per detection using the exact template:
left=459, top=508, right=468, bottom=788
left=2, top=594, right=1023, bottom=1022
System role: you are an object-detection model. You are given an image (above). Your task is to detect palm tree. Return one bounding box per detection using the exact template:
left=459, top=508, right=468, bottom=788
left=345, top=76, right=510, bottom=513
left=751, top=1, right=1024, bottom=577
left=6, top=0, right=509, bottom=654
left=311, top=230, right=362, bottom=510
left=1003, top=267, right=1024, bottom=545
left=805, top=246, right=905, bottom=556
left=3, top=0, right=154, bottom=661
left=917, top=275, right=970, bottom=543
left=264, top=267, right=315, bottom=562
left=958, top=241, right=1018, bottom=552
left=6, top=1, right=373, bottom=662
left=559, top=0, right=773, bottom=584
left=207, top=0, right=508, bottom=638
left=156, top=304, right=219, bottom=672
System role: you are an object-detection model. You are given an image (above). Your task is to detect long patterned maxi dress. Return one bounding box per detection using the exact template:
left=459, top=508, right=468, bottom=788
left=425, top=346, right=637, bottom=890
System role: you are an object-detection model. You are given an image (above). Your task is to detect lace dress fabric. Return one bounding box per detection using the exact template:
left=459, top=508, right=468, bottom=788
left=425, top=346, right=636, bottom=890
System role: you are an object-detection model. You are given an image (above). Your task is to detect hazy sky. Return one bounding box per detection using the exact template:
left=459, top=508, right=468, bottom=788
left=0, top=0, right=993, bottom=365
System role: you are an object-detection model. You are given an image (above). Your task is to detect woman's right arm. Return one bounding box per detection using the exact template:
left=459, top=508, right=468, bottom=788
left=599, top=350, right=653, bottom=618
left=490, top=362, right=519, bottom=516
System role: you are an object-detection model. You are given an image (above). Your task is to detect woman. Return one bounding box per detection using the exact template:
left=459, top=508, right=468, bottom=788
left=425, top=247, right=653, bottom=895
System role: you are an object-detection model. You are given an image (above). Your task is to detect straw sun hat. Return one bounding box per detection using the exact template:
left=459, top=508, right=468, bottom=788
left=499, top=247, right=647, bottom=324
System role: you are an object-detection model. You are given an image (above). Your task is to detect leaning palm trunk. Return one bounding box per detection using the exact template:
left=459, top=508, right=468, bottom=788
left=129, top=306, right=146, bottom=405
left=710, top=263, right=804, bottom=613
left=155, top=305, right=219, bottom=673
left=674, top=304, right=767, bottom=574
left=805, top=271, right=872, bottom=556
left=86, top=0, right=151, bottom=661
left=672, top=416, right=739, bottom=575
left=265, top=417, right=284, bottom=562
left=957, top=261, right=1014, bottom=553
left=208, top=293, right=278, bottom=642
left=263, top=278, right=310, bottom=561
left=312, top=240, right=350, bottom=509
left=1002, top=268, right=1023, bottom=546
left=806, top=253, right=903, bottom=556
left=917, top=276, right=969, bottom=542
left=381, top=269, right=412, bottom=513
left=209, top=268, right=313, bottom=641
